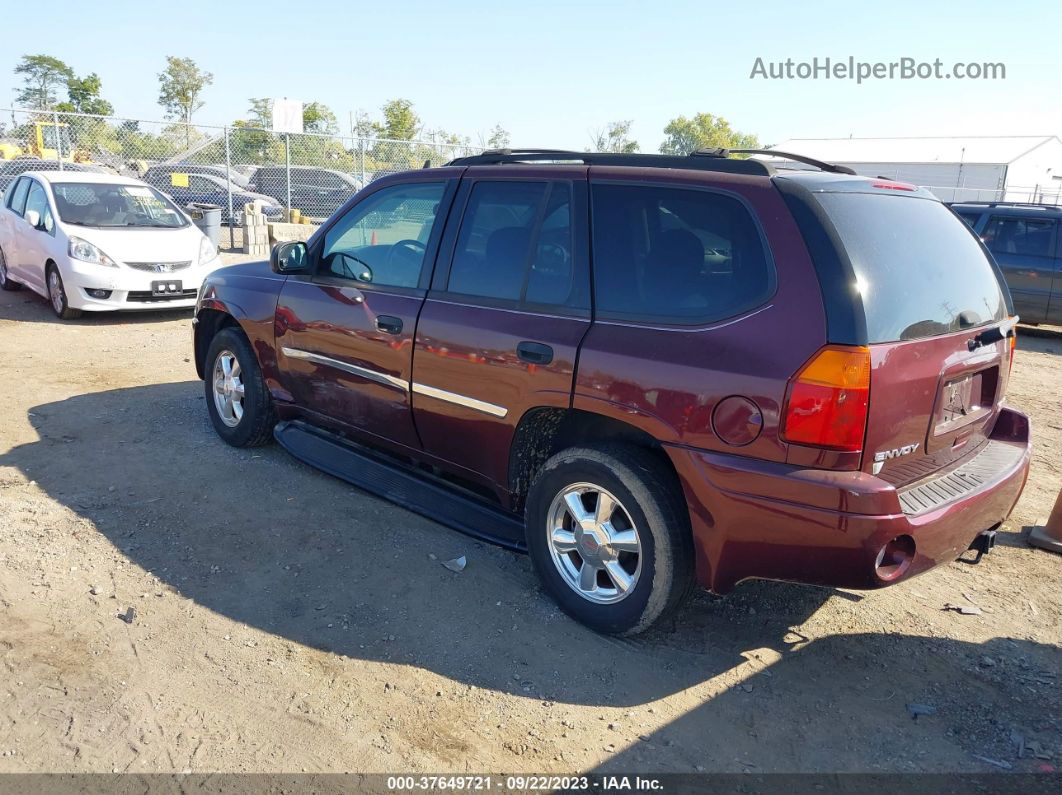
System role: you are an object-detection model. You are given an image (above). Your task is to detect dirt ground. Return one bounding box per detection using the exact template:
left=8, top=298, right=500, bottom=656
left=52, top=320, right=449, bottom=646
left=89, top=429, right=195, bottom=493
left=0, top=261, right=1060, bottom=775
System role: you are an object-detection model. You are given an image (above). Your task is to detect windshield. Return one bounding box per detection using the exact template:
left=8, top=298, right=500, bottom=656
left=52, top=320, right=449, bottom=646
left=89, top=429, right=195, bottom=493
left=51, top=182, right=189, bottom=229
left=815, top=192, right=1008, bottom=342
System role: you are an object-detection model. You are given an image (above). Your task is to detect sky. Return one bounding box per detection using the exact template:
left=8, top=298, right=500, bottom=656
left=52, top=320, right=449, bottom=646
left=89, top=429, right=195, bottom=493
left=1, top=0, right=1060, bottom=150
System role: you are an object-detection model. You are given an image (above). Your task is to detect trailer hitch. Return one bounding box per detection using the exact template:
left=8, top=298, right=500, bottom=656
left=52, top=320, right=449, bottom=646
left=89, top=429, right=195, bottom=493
left=959, top=528, right=998, bottom=564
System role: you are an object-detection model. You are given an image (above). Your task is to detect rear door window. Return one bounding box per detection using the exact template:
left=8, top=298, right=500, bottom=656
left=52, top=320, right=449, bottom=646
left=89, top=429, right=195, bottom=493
left=590, top=183, right=774, bottom=323
left=815, top=193, right=1008, bottom=342
left=983, top=216, right=1056, bottom=258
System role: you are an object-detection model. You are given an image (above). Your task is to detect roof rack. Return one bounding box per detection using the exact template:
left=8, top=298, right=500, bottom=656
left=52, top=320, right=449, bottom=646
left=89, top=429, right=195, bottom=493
left=730, top=149, right=857, bottom=175
left=948, top=200, right=1062, bottom=210
left=446, top=148, right=772, bottom=176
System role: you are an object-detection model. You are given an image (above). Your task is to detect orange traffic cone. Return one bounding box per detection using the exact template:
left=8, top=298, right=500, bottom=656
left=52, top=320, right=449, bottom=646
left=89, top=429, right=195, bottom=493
left=1029, top=483, right=1062, bottom=554
left=371, top=230, right=378, bottom=246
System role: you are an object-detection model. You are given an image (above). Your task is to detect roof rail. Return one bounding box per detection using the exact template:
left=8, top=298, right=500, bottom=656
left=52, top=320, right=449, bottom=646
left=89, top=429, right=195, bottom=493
left=731, top=149, right=857, bottom=175
left=446, top=149, right=773, bottom=176
left=948, top=200, right=1062, bottom=210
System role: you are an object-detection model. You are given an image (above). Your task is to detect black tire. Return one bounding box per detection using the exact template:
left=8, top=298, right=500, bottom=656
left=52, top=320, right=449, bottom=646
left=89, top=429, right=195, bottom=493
left=204, top=326, right=277, bottom=447
left=0, top=245, right=22, bottom=291
left=46, top=264, right=82, bottom=319
left=525, top=444, right=695, bottom=635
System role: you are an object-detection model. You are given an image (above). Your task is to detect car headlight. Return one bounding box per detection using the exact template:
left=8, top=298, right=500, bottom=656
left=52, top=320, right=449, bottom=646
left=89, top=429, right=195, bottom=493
left=68, top=236, right=118, bottom=267
left=199, top=235, right=218, bottom=265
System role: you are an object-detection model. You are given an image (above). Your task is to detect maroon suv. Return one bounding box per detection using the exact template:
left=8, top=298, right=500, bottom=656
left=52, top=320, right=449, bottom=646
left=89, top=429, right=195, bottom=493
left=192, top=149, right=1031, bottom=635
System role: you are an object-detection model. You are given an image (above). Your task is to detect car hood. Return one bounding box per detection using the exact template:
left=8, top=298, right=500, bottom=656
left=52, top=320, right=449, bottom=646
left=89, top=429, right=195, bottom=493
left=62, top=223, right=207, bottom=265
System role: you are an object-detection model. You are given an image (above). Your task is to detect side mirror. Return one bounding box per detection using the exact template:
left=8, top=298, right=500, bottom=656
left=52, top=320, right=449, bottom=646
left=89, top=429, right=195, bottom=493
left=24, top=209, right=42, bottom=229
left=271, top=241, right=308, bottom=273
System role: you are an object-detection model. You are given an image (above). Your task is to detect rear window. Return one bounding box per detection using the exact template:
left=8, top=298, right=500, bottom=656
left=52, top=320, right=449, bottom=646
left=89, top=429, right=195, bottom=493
left=816, top=193, right=1007, bottom=342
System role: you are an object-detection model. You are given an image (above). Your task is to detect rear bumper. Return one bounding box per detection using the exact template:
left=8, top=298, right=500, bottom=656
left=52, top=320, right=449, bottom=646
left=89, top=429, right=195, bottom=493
left=668, top=406, right=1031, bottom=593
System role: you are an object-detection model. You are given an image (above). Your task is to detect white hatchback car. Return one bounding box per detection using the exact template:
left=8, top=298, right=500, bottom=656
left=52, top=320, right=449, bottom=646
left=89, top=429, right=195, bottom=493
left=0, top=171, right=221, bottom=319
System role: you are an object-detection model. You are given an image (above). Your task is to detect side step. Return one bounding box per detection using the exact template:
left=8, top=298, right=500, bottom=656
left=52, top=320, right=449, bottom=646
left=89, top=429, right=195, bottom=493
left=274, top=420, right=527, bottom=551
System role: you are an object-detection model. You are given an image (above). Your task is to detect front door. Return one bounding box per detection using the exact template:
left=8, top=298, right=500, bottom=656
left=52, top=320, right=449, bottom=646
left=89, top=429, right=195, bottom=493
left=411, top=170, right=591, bottom=492
left=982, top=214, right=1056, bottom=324
left=275, top=177, right=457, bottom=451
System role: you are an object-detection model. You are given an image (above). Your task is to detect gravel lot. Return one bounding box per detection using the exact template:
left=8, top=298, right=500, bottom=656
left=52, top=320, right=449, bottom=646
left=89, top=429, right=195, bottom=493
left=0, top=264, right=1060, bottom=775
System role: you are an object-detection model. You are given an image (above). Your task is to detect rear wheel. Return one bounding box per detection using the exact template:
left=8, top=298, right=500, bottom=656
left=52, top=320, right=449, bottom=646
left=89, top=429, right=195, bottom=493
left=525, top=444, right=695, bottom=635
left=0, top=246, right=22, bottom=291
left=204, top=326, right=276, bottom=447
left=46, top=265, right=81, bottom=319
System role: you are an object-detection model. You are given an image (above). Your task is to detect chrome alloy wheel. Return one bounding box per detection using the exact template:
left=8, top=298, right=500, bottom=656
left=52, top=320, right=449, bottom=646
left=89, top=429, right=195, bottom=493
left=48, top=269, right=64, bottom=314
left=212, top=350, right=246, bottom=428
left=0, top=248, right=8, bottom=285
left=546, top=482, right=642, bottom=604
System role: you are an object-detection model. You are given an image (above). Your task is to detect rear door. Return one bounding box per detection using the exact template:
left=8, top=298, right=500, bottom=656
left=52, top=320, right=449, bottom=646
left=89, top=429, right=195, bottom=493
left=1045, top=221, right=1062, bottom=325
left=411, top=168, right=591, bottom=490
left=812, top=190, right=1013, bottom=485
left=981, top=214, right=1056, bottom=324
left=275, top=175, right=457, bottom=450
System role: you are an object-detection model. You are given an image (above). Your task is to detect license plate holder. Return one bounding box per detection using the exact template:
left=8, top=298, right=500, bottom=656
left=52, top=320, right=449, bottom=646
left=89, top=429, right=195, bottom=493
left=151, top=280, right=182, bottom=296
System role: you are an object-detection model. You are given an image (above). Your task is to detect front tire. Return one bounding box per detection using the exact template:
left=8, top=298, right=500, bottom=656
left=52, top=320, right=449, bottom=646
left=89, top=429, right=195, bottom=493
left=204, top=326, right=277, bottom=447
left=525, top=444, right=695, bottom=635
left=46, top=265, right=81, bottom=319
left=0, top=246, right=22, bottom=291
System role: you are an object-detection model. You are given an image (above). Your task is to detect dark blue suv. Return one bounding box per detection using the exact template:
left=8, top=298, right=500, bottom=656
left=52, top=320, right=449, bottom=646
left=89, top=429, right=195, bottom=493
left=952, top=202, right=1062, bottom=325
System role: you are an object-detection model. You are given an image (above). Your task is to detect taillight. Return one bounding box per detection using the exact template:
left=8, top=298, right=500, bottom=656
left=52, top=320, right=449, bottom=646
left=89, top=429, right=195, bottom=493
left=782, top=345, right=871, bottom=451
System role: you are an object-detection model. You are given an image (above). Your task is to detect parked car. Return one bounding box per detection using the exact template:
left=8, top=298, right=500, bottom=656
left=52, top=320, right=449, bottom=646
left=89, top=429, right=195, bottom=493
left=249, top=166, right=361, bottom=219
left=143, top=167, right=281, bottom=223
left=0, top=158, right=102, bottom=196
left=143, top=163, right=252, bottom=191
left=951, top=202, right=1062, bottom=326
left=192, top=149, right=1030, bottom=635
left=0, top=171, right=221, bottom=318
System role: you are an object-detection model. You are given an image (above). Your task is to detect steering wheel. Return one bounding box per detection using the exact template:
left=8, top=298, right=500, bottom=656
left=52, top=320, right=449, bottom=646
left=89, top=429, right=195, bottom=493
left=385, top=238, right=427, bottom=270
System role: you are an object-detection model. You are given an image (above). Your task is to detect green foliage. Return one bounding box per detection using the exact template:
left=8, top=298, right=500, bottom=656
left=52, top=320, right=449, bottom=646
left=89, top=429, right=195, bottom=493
left=302, top=102, right=338, bottom=135
left=157, top=56, right=213, bottom=126
left=590, top=120, right=638, bottom=153
left=14, top=54, right=74, bottom=109
left=659, top=113, right=759, bottom=156
left=56, top=73, right=114, bottom=116
left=485, top=124, right=510, bottom=149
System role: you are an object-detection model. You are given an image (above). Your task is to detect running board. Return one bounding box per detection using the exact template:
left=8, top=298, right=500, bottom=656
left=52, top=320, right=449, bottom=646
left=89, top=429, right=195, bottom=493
left=273, top=420, right=527, bottom=551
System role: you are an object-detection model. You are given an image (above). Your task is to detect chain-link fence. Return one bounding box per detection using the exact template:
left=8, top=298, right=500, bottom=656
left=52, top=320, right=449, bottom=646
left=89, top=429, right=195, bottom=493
left=0, top=107, right=484, bottom=248
left=923, top=184, right=1062, bottom=205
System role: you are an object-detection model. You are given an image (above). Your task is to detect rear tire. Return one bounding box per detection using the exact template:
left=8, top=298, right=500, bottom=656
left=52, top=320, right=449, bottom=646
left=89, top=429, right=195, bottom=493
left=204, top=326, right=276, bottom=447
left=0, top=246, right=21, bottom=291
left=525, top=444, right=695, bottom=635
left=46, top=265, right=81, bottom=319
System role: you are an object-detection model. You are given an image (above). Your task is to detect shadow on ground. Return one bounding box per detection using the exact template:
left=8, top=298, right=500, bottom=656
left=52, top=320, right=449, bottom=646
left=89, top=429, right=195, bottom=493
left=2, top=383, right=1059, bottom=770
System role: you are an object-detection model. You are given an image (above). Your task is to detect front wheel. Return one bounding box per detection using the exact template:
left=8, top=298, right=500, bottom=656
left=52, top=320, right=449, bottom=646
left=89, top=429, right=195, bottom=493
left=525, top=444, right=695, bottom=635
left=204, top=327, right=277, bottom=447
left=47, top=266, right=81, bottom=319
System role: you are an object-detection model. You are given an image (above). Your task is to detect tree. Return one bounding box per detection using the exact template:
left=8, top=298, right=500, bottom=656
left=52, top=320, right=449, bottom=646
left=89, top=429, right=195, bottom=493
left=484, top=124, right=510, bottom=149
left=379, top=99, right=420, bottom=140
left=157, top=56, right=213, bottom=145
left=56, top=73, right=114, bottom=116
left=590, top=120, right=638, bottom=153
left=14, top=55, right=74, bottom=109
left=659, top=113, right=759, bottom=156
left=302, top=102, right=338, bottom=135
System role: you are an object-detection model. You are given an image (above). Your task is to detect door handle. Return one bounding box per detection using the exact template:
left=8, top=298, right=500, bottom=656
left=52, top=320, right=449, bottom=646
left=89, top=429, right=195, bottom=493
left=375, top=315, right=403, bottom=335
left=517, top=341, right=554, bottom=365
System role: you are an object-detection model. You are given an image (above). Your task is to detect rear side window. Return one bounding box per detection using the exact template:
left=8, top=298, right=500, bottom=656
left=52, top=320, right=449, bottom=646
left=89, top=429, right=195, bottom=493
left=956, top=211, right=981, bottom=228
left=8, top=177, right=30, bottom=215
left=816, top=193, right=1007, bottom=342
left=983, top=216, right=1056, bottom=258
left=591, top=183, right=773, bottom=323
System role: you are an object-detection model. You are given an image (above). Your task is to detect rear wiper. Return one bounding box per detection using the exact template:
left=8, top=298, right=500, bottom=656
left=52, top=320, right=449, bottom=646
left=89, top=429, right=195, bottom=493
left=968, top=317, right=1018, bottom=351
